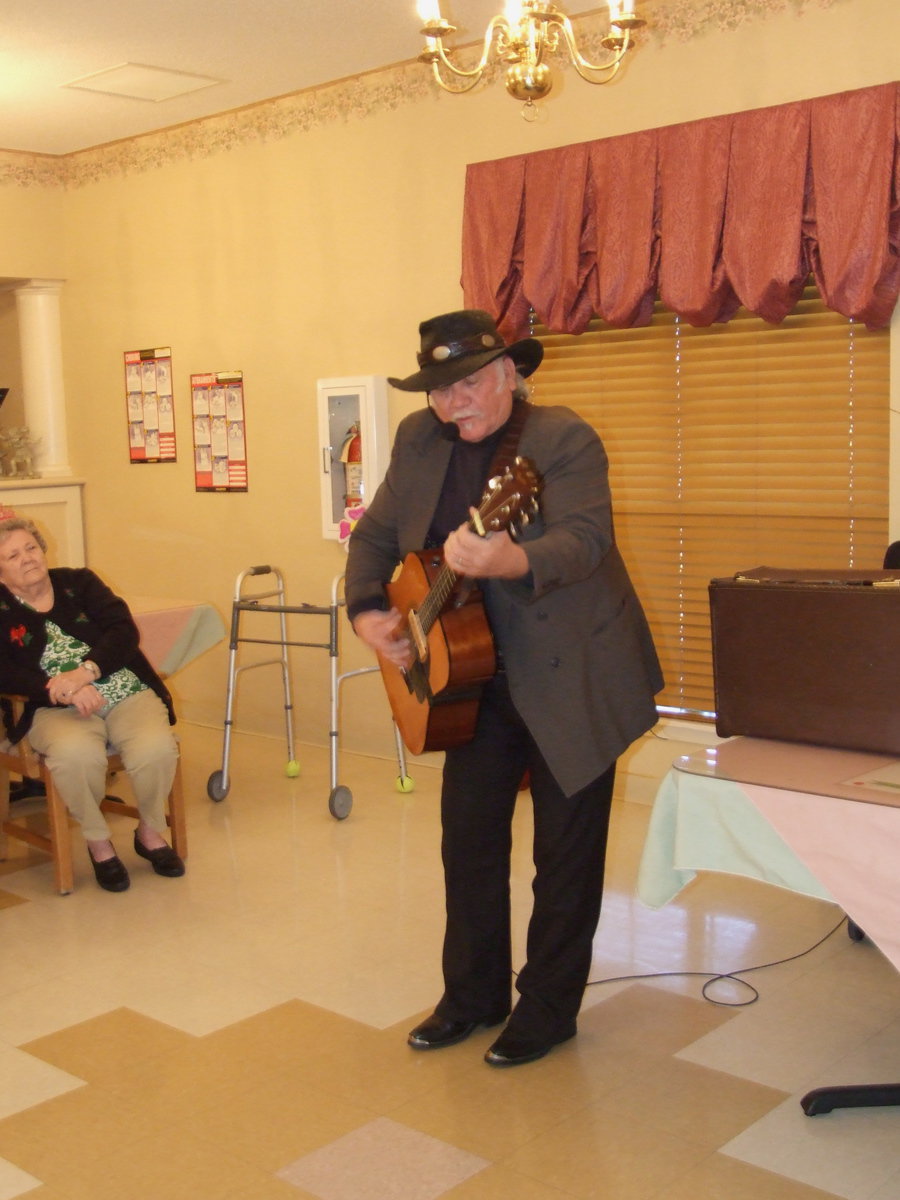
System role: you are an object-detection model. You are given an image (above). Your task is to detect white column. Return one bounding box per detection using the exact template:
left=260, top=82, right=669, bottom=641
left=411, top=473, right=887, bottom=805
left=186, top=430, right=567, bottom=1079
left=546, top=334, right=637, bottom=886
left=14, top=279, right=71, bottom=479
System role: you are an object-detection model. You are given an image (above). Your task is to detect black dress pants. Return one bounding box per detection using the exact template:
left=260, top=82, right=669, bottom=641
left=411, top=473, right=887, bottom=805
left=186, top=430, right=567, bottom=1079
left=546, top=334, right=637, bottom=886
left=434, top=673, right=616, bottom=1041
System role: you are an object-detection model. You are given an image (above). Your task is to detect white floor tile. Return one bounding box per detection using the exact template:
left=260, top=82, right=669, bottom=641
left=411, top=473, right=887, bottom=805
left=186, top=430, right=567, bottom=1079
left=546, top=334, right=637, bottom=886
left=0, top=1044, right=83, bottom=1120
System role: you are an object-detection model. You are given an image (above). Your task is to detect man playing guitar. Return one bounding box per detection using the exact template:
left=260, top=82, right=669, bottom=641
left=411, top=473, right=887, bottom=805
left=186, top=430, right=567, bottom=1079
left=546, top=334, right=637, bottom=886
left=345, top=309, right=662, bottom=1067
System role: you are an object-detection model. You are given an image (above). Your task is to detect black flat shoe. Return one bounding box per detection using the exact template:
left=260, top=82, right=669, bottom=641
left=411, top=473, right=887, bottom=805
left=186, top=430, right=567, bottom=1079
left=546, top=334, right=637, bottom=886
left=408, top=1012, right=506, bottom=1050
left=88, top=849, right=130, bottom=893
left=133, top=832, right=185, bottom=877
left=484, top=1026, right=575, bottom=1068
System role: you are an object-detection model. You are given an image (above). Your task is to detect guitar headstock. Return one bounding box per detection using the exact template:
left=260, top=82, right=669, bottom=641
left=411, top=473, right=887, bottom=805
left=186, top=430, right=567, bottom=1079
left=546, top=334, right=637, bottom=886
left=476, top=456, right=543, bottom=537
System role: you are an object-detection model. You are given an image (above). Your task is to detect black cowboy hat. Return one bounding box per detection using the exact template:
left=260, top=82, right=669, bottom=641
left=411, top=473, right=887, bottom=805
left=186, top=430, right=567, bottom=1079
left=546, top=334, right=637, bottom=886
left=388, top=309, right=543, bottom=393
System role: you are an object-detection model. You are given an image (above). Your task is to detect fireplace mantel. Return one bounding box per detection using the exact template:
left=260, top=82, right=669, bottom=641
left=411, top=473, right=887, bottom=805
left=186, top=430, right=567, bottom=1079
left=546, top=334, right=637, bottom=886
left=0, top=478, right=85, bottom=566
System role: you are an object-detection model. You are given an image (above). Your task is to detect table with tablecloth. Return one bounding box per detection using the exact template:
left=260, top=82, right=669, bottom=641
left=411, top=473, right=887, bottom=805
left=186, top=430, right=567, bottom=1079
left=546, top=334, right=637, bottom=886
left=637, top=736, right=900, bottom=1113
left=130, top=597, right=226, bottom=677
left=637, top=736, right=900, bottom=974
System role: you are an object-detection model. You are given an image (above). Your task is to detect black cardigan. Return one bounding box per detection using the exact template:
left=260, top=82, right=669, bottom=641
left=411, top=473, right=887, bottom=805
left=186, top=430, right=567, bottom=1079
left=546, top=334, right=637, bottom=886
left=0, top=567, right=175, bottom=742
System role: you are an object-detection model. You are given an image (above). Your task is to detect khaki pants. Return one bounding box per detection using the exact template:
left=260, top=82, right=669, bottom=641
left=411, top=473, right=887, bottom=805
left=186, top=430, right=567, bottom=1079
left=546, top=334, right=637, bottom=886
left=28, top=689, right=178, bottom=843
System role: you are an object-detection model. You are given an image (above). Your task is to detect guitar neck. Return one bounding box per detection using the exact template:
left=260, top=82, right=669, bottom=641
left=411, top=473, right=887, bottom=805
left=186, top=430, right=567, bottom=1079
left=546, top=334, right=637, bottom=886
left=416, top=562, right=458, bottom=638
left=414, top=507, right=485, bottom=637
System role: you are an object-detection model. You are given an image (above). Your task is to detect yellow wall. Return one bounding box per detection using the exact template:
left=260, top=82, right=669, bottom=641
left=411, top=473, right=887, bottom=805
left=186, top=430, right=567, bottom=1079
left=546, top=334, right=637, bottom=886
left=0, top=293, right=25, bottom=428
left=1, top=0, right=898, bottom=763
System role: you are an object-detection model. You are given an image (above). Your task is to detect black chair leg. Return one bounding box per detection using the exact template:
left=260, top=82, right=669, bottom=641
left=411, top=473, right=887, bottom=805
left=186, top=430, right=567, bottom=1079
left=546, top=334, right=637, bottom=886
left=802, top=1083, right=900, bottom=1115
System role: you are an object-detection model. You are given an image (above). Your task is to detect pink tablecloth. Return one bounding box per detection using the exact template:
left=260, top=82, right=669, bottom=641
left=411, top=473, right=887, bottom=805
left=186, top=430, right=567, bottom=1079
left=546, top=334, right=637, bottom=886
left=743, top=784, right=900, bottom=975
left=638, top=738, right=900, bottom=975
left=131, top=599, right=225, bottom=676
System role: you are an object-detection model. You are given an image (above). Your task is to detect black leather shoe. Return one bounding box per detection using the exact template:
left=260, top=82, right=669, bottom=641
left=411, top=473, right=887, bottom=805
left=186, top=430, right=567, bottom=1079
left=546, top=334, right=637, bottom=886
left=133, top=833, right=185, bottom=877
left=484, top=1026, right=575, bottom=1068
left=88, top=849, right=130, bottom=893
left=408, top=1012, right=506, bottom=1050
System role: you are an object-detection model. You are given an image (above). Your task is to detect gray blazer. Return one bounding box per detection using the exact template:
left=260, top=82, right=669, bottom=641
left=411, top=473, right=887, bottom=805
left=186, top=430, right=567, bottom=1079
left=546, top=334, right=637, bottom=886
left=345, top=403, right=663, bottom=796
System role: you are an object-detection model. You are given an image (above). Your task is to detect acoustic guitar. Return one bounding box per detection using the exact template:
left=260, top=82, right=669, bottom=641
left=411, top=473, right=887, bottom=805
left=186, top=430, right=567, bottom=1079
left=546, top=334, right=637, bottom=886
left=380, top=457, right=542, bottom=755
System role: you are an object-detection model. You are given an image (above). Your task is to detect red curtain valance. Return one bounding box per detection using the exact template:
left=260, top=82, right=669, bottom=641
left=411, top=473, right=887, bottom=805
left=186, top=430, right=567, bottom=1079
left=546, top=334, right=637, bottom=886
left=461, top=83, right=900, bottom=336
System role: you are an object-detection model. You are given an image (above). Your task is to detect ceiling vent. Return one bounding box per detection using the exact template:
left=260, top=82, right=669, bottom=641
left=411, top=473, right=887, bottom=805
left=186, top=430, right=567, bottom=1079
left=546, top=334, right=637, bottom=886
left=63, top=63, right=224, bottom=103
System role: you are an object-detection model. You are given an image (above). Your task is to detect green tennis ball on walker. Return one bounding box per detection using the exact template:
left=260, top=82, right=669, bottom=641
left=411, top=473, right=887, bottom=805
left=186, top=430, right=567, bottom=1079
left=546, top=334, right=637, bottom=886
left=285, top=761, right=301, bottom=778
left=396, top=775, right=415, bottom=793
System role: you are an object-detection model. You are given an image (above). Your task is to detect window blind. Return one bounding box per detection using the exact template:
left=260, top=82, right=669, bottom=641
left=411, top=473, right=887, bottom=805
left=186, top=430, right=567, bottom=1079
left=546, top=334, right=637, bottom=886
left=530, top=284, right=890, bottom=717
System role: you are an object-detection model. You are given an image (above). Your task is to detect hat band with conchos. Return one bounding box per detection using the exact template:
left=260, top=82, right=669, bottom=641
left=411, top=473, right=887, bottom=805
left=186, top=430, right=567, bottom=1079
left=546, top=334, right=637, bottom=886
left=417, top=330, right=501, bottom=369
left=388, top=309, right=543, bottom=392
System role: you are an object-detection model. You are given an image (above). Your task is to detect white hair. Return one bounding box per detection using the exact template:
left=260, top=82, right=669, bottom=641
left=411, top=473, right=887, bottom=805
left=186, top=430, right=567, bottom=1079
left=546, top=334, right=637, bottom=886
left=0, top=516, right=47, bottom=552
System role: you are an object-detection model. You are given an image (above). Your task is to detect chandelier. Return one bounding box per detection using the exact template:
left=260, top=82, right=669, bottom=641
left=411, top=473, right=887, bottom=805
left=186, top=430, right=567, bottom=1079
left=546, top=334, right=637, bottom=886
left=415, top=1, right=645, bottom=111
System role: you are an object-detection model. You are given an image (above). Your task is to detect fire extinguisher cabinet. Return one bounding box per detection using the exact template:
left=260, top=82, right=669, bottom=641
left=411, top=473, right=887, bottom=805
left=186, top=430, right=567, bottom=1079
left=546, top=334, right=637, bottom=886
left=316, top=376, right=389, bottom=539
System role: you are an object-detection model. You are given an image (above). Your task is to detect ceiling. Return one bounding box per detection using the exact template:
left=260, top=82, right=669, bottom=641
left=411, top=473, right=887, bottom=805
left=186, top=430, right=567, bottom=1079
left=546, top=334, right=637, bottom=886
left=0, top=0, right=508, bottom=157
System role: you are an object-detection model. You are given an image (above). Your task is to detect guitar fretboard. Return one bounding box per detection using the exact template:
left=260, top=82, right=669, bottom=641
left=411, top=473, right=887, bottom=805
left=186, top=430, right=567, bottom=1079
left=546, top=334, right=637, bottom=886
left=416, top=563, right=458, bottom=636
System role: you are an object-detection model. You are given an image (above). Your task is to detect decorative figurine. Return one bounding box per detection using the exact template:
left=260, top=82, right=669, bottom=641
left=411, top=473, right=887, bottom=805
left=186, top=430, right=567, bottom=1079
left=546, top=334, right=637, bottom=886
left=0, top=427, right=40, bottom=478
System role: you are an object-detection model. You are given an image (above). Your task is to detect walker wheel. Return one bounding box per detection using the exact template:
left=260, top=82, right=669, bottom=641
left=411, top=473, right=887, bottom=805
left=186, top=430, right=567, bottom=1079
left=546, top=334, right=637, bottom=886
left=396, top=775, right=415, bottom=793
left=329, top=786, right=352, bottom=820
left=207, top=770, right=230, bottom=802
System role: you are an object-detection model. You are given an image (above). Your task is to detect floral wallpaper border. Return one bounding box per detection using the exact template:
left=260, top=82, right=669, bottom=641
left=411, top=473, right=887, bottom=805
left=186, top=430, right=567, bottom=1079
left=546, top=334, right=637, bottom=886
left=0, top=0, right=844, bottom=190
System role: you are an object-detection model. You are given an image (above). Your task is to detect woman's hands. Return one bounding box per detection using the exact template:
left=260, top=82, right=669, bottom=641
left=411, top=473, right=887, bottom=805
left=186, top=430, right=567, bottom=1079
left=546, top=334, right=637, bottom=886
left=46, top=665, right=105, bottom=715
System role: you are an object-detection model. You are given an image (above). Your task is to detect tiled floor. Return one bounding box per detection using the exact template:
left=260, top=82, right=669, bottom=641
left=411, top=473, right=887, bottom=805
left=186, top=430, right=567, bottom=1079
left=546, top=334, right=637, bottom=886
left=0, top=722, right=898, bottom=1200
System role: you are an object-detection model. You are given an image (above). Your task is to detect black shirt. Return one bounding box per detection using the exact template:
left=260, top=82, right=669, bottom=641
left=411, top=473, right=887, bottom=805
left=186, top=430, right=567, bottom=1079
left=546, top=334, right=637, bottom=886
left=425, top=422, right=506, bottom=547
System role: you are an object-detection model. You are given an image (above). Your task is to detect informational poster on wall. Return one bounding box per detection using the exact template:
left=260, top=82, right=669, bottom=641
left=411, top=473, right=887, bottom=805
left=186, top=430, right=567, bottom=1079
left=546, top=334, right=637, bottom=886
left=124, top=347, right=177, bottom=463
left=190, top=370, right=248, bottom=492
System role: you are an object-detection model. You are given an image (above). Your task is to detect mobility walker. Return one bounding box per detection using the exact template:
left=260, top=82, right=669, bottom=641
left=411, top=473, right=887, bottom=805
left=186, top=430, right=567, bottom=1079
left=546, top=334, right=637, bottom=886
left=207, top=566, right=411, bottom=818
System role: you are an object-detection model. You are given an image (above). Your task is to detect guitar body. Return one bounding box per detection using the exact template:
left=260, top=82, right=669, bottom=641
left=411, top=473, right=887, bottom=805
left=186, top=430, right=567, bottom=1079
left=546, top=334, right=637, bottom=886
left=374, top=456, right=542, bottom=756
left=383, top=549, right=497, bottom=755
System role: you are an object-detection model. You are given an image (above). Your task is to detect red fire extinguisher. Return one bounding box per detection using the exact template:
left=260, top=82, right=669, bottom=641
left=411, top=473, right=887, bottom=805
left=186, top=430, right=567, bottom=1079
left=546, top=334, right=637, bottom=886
left=339, top=424, right=363, bottom=506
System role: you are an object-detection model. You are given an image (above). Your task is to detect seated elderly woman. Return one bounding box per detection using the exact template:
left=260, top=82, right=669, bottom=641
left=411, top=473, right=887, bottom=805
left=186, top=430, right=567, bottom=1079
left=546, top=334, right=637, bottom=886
left=0, top=516, right=183, bottom=892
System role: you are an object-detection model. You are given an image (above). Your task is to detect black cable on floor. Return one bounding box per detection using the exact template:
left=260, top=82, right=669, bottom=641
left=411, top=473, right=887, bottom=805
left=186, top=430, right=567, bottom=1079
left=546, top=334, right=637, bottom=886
left=584, top=914, right=850, bottom=1007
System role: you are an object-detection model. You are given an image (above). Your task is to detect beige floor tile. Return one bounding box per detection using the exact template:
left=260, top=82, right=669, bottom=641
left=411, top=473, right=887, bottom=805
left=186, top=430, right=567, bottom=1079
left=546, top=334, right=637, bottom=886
left=870, top=1167, right=900, bottom=1200
left=0, top=1187, right=76, bottom=1200
left=678, top=979, right=900, bottom=1093
left=590, top=1054, right=790, bottom=1149
left=0, top=1085, right=144, bottom=1186
left=0, top=1045, right=83, bottom=1122
left=200, top=997, right=362, bottom=1072
left=660, top=1152, right=846, bottom=1200
left=65, top=1127, right=289, bottom=1200
left=20, top=1007, right=194, bottom=1086
left=0, top=1154, right=40, bottom=1199
left=277, top=1116, right=489, bottom=1200
left=0, top=723, right=897, bottom=1200
left=0, top=973, right=117, bottom=1048
left=99, top=1034, right=289, bottom=1127
left=106, top=944, right=299, bottom=1036
left=389, top=1042, right=632, bottom=1159
left=577, top=981, right=735, bottom=1055
left=279, top=1017, right=477, bottom=1111
left=724, top=1090, right=900, bottom=1200
left=185, top=1065, right=378, bottom=1170
left=442, top=1164, right=577, bottom=1198
left=227, top=1181, right=317, bottom=1200
left=502, top=1103, right=710, bottom=1200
